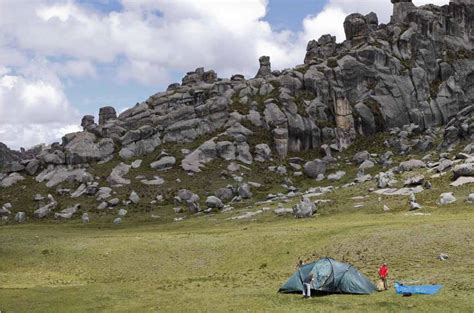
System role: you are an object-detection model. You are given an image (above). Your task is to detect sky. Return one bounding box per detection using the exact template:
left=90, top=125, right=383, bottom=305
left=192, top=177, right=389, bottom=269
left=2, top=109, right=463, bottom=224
left=0, top=0, right=450, bottom=149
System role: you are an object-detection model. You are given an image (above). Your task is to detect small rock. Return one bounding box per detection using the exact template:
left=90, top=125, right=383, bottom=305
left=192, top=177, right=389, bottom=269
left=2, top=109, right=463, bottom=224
left=359, top=160, right=375, bottom=171
left=82, top=213, right=90, bottom=223
left=383, top=205, right=391, bottom=212
left=438, top=192, right=456, bottom=205
left=129, top=191, right=140, bottom=204
left=353, top=151, right=370, bottom=164
left=113, top=217, right=122, bottom=224
left=467, top=193, right=474, bottom=203
left=108, top=198, right=120, bottom=206
left=54, top=204, right=80, bottom=219
left=15, top=212, right=26, bottom=223
left=205, top=196, right=224, bottom=209
left=238, top=183, right=253, bottom=199
left=404, top=175, right=424, bottom=187
left=409, top=201, right=422, bottom=211
left=450, top=176, right=474, bottom=187
left=303, top=159, right=326, bottom=178
left=97, top=202, right=108, bottom=210
left=437, top=253, right=449, bottom=261
left=399, top=159, right=426, bottom=172
left=131, top=159, right=142, bottom=169
left=328, top=171, right=346, bottom=181
left=0, top=206, right=11, bottom=217
left=273, top=208, right=293, bottom=216
left=453, top=163, right=474, bottom=178
left=118, top=208, right=128, bottom=217
left=293, top=197, right=316, bottom=218
left=150, top=156, right=176, bottom=170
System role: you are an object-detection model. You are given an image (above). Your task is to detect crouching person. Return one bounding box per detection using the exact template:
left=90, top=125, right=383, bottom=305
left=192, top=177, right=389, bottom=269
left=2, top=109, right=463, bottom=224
left=303, top=273, right=314, bottom=298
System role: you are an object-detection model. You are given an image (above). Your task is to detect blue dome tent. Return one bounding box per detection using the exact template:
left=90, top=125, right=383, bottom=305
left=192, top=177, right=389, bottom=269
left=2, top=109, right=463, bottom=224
left=279, top=257, right=376, bottom=295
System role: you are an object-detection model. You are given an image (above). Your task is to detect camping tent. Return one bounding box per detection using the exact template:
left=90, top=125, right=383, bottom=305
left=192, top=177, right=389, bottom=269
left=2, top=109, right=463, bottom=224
left=279, top=257, right=376, bottom=295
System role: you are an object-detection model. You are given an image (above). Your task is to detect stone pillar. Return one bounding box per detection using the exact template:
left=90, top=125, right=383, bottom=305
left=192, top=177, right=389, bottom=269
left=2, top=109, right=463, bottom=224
left=98, top=106, right=117, bottom=125
left=255, top=56, right=272, bottom=78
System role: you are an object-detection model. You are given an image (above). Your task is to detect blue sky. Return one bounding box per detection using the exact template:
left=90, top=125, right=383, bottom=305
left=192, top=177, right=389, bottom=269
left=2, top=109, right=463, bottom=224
left=0, top=0, right=449, bottom=149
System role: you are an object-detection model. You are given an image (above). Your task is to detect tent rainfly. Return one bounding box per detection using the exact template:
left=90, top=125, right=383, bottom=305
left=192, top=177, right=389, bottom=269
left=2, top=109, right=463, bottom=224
left=279, top=257, right=376, bottom=295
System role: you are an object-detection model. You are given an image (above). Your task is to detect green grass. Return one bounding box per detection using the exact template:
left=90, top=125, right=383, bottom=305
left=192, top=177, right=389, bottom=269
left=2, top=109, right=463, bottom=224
left=0, top=199, right=473, bottom=312
left=1, top=135, right=473, bottom=312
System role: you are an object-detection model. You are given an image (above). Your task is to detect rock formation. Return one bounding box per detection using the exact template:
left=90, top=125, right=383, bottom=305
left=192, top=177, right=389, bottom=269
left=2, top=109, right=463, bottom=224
left=0, top=143, right=20, bottom=169
left=1, top=0, right=472, bottom=177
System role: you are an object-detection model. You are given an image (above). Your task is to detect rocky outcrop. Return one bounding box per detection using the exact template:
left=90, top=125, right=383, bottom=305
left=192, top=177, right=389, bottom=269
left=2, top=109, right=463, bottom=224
left=0, top=143, right=21, bottom=170
left=4, top=0, right=473, bottom=180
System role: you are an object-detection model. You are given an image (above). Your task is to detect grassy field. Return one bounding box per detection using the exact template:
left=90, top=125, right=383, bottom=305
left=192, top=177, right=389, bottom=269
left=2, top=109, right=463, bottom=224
left=1, top=205, right=473, bottom=312
left=1, top=133, right=473, bottom=312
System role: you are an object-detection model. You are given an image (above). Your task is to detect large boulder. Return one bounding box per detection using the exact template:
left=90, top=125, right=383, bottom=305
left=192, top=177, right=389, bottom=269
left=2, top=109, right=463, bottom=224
left=238, top=183, right=253, bottom=199
left=175, top=189, right=201, bottom=212
left=181, top=140, right=217, bottom=173
left=36, top=167, right=93, bottom=188
left=205, top=196, right=224, bottom=209
left=236, top=142, right=253, bottom=165
left=107, top=163, right=131, bottom=185
left=216, top=141, right=236, bottom=161
left=438, top=192, right=456, bottom=205
left=353, top=151, right=370, bottom=164
left=119, top=129, right=161, bottom=159
left=303, top=159, right=326, bottom=178
left=150, top=156, right=176, bottom=170
left=0, top=173, right=25, bottom=188
left=254, top=144, right=272, bottom=162
left=64, top=132, right=114, bottom=164
left=399, top=159, right=426, bottom=172
left=25, top=159, right=40, bottom=176
left=215, top=186, right=235, bottom=201
left=33, top=195, right=57, bottom=219
left=293, top=198, right=316, bottom=218
left=54, top=204, right=80, bottom=219
left=453, top=163, right=474, bottom=178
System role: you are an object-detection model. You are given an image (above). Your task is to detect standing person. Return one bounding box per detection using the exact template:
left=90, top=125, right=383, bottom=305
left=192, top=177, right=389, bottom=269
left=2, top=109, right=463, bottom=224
left=378, top=263, right=389, bottom=290
left=302, top=273, right=314, bottom=298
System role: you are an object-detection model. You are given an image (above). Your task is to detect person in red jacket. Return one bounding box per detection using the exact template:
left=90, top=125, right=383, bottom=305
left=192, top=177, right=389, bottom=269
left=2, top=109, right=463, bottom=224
left=378, top=263, right=389, bottom=290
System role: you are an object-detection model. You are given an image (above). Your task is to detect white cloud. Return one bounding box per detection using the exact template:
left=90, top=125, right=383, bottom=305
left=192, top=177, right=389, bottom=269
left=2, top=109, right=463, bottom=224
left=53, top=60, right=97, bottom=78
left=0, top=63, right=81, bottom=149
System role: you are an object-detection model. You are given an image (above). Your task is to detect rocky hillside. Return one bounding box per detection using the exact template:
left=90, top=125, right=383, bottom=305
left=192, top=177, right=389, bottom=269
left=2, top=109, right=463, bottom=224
left=0, top=143, right=21, bottom=169
left=0, top=0, right=473, bottom=223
